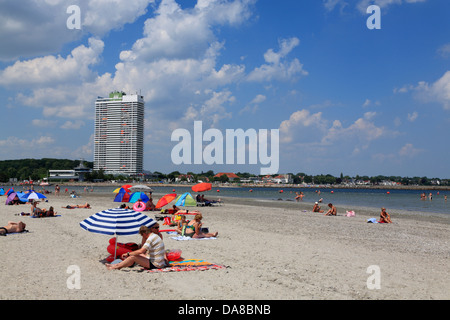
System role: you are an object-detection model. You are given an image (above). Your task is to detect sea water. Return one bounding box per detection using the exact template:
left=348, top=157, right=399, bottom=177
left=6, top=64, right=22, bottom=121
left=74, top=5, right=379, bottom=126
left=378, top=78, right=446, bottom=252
left=3, top=184, right=449, bottom=215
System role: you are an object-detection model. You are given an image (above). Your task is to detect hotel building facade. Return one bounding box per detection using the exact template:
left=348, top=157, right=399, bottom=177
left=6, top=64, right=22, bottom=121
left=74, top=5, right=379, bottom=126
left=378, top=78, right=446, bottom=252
left=94, top=91, right=144, bottom=176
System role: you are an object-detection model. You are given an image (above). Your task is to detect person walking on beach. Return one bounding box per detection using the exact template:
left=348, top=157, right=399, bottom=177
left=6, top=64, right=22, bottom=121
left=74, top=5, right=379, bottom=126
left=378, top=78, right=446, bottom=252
left=105, top=221, right=168, bottom=270
left=379, top=207, right=393, bottom=223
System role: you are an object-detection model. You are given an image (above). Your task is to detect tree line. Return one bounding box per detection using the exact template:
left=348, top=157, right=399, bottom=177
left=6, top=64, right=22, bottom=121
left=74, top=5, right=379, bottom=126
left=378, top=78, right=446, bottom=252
left=0, top=158, right=447, bottom=186
left=0, top=158, right=93, bottom=183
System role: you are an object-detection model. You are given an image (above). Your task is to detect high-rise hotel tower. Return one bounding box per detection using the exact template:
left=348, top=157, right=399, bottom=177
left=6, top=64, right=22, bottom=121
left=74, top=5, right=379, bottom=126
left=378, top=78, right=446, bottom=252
left=94, top=91, right=144, bottom=176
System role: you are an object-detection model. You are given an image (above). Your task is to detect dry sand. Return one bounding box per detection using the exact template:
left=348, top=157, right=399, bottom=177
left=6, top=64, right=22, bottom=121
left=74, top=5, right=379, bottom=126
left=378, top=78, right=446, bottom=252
left=1, top=192, right=448, bottom=300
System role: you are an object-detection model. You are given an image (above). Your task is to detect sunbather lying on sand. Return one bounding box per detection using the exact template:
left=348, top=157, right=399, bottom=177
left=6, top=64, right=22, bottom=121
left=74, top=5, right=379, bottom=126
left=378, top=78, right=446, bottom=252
left=63, top=203, right=91, bottom=209
left=0, top=221, right=27, bottom=236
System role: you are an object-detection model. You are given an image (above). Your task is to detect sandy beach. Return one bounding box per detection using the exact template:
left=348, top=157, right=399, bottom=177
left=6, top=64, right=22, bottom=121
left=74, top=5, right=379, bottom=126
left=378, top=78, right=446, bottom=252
left=1, top=192, right=448, bottom=300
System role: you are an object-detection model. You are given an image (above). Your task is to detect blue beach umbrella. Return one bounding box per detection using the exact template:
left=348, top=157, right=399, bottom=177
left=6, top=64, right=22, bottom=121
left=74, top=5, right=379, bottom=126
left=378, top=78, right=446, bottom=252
left=22, top=191, right=47, bottom=201
left=129, top=192, right=150, bottom=203
left=114, top=188, right=130, bottom=202
left=80, top=207, right=154, bottom=236
left=79, top=207, right=156, bottom=262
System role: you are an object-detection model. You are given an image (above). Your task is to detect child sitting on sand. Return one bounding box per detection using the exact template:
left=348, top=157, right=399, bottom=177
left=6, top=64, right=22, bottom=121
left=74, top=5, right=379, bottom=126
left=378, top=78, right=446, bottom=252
left=325, top=203, right=337, bottom=216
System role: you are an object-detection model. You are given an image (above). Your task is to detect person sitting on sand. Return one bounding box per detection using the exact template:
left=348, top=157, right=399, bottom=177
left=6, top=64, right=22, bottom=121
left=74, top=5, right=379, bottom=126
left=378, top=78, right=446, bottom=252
left=46, top=206, right=57, bottom=217
left=0, top=221, right=27, bottom=236
left=312, top=202, right=323, bottom=213
left=106, top=222, right=168, bottom=270
left=325, top=203, right=337, bottom=216
left=176, top=215, right=189, bottom=235
left=379, top=207, right=393, bottom=223
left=145, top=197, right=156, bottom=211
left=184, top=214, right=218, bottom=238
left=31, top=201, right=45, bottom=217
left=9, top=195, right=24, bottom=205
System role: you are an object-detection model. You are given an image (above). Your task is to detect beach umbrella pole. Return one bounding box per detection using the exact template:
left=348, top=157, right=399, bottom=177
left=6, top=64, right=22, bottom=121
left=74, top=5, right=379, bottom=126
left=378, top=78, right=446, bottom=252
left=112, top=234, right=121, bottom=264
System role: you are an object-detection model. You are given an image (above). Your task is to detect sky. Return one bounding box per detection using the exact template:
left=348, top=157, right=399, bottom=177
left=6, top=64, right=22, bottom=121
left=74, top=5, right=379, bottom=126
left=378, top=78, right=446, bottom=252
left=0, top=0, right=449, bottom=178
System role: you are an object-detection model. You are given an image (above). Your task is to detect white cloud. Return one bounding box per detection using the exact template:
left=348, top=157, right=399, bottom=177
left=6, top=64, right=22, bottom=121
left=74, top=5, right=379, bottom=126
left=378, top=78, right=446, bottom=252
left=398, top=143, right=422, bottom=157
left=280, top=109, right=387, bottom=149
left=363, top=111, right=377, bottom=120
left=32, top=119, right=58, bottom=128
left=0, top=136, right=55, bottom=157
left=0, top=38, right=104, bottom=87
left=356, top=0, right=427, bottom=13
left=0, top=0, right=155, bottom=61
left=321, top=117, right=385, bottom=148
left=83, top=0, right=154, bottom=35
left=437, top=43, right=450, bottom=59
left=407, top=111, right=418, bottom=122
left=415, top=71, right=450, bottom=110
left=247, top=37, right=308, bottom=82
left=60, top=120, right=85, bottom=130
left=279, top=109, right=326, bottom=144
left=251, top=94, right=266, bottom=104
left=394, top=71, right=450, bottom=110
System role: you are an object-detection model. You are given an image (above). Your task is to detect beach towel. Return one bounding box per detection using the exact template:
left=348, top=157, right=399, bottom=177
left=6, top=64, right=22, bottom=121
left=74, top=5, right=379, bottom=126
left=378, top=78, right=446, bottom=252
left=367, top=218, right=378, bottom=223
left=31, top=215, right=61, bottom=218
left=170, top=235, right=217, bottom=241
left=146, top=259, right=227, bottom=273
left=1, top=230, right=30, bottom=236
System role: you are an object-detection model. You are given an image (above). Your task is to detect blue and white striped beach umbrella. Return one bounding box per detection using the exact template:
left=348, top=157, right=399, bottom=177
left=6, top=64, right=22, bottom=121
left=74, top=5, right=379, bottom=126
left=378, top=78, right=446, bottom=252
left=80, top=207, right=155, bottom=236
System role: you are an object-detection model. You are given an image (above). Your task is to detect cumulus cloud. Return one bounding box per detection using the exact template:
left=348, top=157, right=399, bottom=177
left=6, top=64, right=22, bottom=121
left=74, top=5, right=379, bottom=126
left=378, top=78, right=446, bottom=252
left=0, top=0, right=312, bottom=162
left=415, top=71, right=450, bottom=110
left=0, top=38, right=104, bottom=87
left=398, top=143, right=422, bottom=157
left=0, top=0, right=155, bottom=61
left=247, top=37, right=308, bottom=82
left=279, top=109, right=326, bottom=144
left=394, top=71, right=450, bottom=110
left=279, top=108, right=391, bottom=160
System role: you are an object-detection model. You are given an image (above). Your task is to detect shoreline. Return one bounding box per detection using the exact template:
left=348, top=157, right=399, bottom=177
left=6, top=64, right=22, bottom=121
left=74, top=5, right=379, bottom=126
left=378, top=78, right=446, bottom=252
left=8, top=181, right=450, bottom=191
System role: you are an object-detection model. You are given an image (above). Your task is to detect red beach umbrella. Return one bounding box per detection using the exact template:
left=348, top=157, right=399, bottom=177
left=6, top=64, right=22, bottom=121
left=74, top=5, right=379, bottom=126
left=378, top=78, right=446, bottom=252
left=155, top=193, right=177, bottom=209
left=192, top=182, right=212, bottom=193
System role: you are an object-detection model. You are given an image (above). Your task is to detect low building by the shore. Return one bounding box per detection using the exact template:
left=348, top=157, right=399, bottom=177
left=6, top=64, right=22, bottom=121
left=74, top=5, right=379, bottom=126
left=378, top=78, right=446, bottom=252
left=48, top=160, right=92, bottom=182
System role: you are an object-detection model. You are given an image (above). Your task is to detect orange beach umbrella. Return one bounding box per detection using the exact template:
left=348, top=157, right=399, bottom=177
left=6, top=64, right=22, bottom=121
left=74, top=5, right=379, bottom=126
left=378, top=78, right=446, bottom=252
left=155, top=193, right=177, bottom=209
left=192, top=182, right=212, bottom=193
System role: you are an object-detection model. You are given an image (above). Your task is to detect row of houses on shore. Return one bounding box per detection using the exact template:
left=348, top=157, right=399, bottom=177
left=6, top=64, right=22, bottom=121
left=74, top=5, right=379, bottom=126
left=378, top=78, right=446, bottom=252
left=175, top=172, right=294, bottom=184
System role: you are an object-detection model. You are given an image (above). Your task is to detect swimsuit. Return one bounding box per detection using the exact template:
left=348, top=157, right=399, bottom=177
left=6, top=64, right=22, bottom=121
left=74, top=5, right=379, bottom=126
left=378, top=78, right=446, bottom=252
left=183, top=225, right=196, bottom=237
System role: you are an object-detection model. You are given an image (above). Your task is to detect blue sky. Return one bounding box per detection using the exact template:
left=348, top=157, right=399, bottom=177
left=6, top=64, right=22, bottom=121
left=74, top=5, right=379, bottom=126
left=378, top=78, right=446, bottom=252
left=0, top=0, right=449, bottom=178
